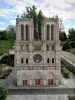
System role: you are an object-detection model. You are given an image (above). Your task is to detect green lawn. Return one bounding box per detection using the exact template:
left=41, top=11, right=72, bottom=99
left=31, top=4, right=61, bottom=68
left=0, top=40, right=14, bottom=55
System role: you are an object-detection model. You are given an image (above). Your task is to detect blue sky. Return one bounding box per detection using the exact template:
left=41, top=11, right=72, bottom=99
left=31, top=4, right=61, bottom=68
left=0, top=0, right=75, bottom=34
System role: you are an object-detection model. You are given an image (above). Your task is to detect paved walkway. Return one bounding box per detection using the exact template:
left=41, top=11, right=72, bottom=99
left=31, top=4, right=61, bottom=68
left=6, top=95, right=69, bottom=100
left=62, top=75, right=75, bottom=88
left=61, top=51, right=75, bottom=66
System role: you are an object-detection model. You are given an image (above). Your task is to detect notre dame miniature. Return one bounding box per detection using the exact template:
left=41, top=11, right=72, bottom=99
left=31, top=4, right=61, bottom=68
left=15, top=17, right=61, bottom=87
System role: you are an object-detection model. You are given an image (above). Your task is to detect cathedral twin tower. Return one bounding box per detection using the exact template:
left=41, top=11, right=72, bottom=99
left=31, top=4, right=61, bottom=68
left=15, top=17, right=61, bottom=86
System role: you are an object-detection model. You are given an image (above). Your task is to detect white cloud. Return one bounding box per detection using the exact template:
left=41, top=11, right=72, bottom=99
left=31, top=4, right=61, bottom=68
left=66, top=0, right=75, bottom=3
left=0, top=0, right=75, bottom=32
left=0, top=28, right=6, bottom=31
left=38, top=0, right=75, bottom=20
left=0, top=0, right=75, bottom=20
left=0, top=8, right=16, bottom=18
left=0, top=0, right=74, bottom=20
left=10, top=20, right=16, bottom=25
left=0, top=22, right=5, bottom=25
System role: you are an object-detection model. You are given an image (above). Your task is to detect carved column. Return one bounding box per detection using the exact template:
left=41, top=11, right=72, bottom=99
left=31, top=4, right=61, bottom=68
left=16, top=23, right=21, bottom=41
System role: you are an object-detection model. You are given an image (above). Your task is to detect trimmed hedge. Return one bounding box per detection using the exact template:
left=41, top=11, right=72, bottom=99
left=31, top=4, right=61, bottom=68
left=0, top=54, right=14, bottom=66
left=62, top=42, right=70, bottom=51
left=0, top=85, right=8, bottom=100
left=68, top=96, right=75, bottom=100
left=61, top=66, right=70, bottom=78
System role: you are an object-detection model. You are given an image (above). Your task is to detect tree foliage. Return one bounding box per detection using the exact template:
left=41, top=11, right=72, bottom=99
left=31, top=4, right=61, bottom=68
left=68, top=28, right=75, bottom=41
left=0, top=86, right=8, bottom=100
left=7, top=28, right=16, bottom=41
left=21, top=5, right=44, bottom=40
left=0, top=31, right=8, bottom=40
left=37, top=10, right=44, bottom=40
left=0, top=54, right=14, bottom=66
left=59, top=31, right=67, bottom=41
left=70, top=42, right=75, bottom=48
left=0, top=65, right=3, bottom=76
left=0, top=27, right=16, bottom=41
left=62, top=42, right=70, bottom=51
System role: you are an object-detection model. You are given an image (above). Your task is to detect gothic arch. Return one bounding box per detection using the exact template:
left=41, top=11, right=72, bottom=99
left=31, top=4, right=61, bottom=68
left=26, top=24, right=29, bottom=41
left=46, top=71, right=54, bottom=79
left=32, top=71, right=43, bottom=79
left=20, top=54, right=29, bottom=64
left=47, top=24, right=50, bottom=40
left=51, top=24, right=54, bottom=40
left=20, top=73, right=28, bottom=80
left=21, top=24, right=24, bottom=40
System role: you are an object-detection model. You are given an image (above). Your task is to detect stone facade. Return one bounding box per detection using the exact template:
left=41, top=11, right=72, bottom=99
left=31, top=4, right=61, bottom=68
left=15, top=17, right=61, bottom=86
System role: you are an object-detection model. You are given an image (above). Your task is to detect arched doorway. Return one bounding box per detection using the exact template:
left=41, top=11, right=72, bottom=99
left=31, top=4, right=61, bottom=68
left=32, top=71, right=43, bottom=85
left=21, top=24, right=24, bottom=40
left=23, top=80, right=27, bottom=85
left=20, top=73, right=28, bottom=86
left=48, top=79, right=53, bottom=85
left=46, top=71, right=54, bottom=85
left=35, top=79, right=40, bottom=85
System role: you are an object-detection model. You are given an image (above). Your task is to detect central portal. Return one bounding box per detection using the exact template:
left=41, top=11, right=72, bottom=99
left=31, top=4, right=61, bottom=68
left=35, top=79, right=40, bottom=85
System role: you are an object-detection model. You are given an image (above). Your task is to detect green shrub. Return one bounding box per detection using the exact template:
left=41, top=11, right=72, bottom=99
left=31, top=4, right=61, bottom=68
left=0, top=67, right=3, bottom=76
left=74, top=88, right=75, bottom=92
left=61, top=68, right=63, bottom=73
left=0, top=85, right=8, bottom=100
left=63, top=72, right=69, bottom=78
left=62, top=42, right=70, bottom=51
left=68, top=96, right=75, bottom=100
left=0, top=54, right=14, bottom=66
left=70, top=42, right=75, bottom=48
left=62, top=67, right=70, bottom=78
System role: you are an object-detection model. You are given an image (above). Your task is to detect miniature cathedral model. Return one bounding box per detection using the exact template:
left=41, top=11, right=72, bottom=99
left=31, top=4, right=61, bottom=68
left=15, top=17, right=61, bottom=86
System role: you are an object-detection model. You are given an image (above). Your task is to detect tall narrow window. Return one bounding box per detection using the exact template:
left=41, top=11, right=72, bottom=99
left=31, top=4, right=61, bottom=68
left=26, top=25, right=29, bottom=41
left=52, top=58, right=54, bottom=63
left=21, top=24, right=24, bottom=40
left=21, top=58, right=23, bottom=63
left=51, top=24, right=54, bottom=40
left=26, top=58, right=28, bottom=64
left=47, top=24, right=49, bottom=40
left=47, top=58, right=49, bottom=63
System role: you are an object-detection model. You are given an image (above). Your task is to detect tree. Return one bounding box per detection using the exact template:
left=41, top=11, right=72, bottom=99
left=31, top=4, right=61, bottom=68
left=0, top=68, right=2, bottom=76
left=62, top=42, right=70, bottom=51
left=21, top=5, right=37, bottom=39
left=59, top=31, right=67, bottom=41
left=0, top=31, right=8, bottom=40
left=37, top=10, right=44, bottom=40
left=21, top=5, right=44, bottom=40
left=7, top=26, right=16, bottom=41
left=0, top=86, right=8, bottom=100
left=70, top=42, right=75, bottom=48
left=0, top=54, right=14, bottom=66
left=0, top=26, right=16, bottom=41
left=68, top=28, right=75, bottom=41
